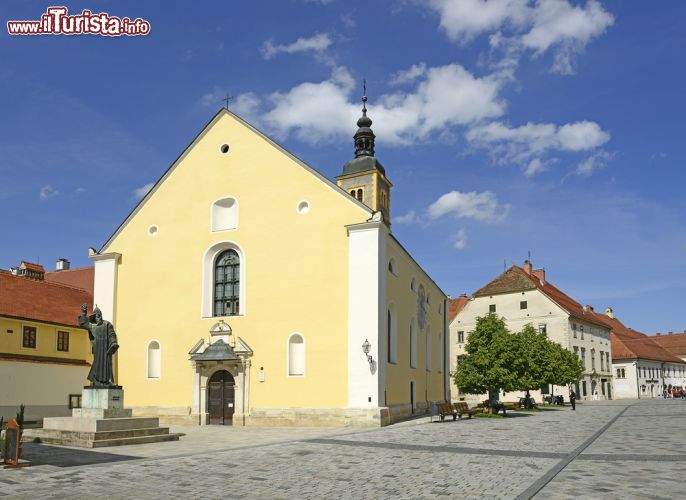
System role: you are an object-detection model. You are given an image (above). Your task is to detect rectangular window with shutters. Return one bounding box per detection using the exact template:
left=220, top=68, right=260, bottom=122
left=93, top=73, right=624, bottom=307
left=22, top=326, right=36, bottom=348
left=57, top=331, right=69, bottom=352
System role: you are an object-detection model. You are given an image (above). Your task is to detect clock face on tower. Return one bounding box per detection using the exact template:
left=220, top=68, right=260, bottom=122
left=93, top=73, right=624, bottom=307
left=417, top=285, right=427, bottom=331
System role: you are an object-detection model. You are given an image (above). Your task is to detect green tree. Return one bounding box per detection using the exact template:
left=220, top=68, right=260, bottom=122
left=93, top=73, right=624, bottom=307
left=546, top=343, right=584, bottom=389
left=510, top=324, right=551, bottom=404
left=454, top=314, right=519, bottom=402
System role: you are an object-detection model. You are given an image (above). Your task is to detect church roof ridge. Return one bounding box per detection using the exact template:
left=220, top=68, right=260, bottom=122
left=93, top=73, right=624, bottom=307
left=99, top=107, right=372, bottom=254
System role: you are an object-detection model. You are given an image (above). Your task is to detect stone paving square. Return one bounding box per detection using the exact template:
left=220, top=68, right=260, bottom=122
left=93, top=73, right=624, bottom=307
left=2, top=399, right=685, bottom=499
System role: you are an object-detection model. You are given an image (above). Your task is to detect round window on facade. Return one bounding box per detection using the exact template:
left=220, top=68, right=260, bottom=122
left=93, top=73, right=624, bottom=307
left=297, top=200, right=310, bottom=214
left=220, top=144, right=230, bottom=154
left=148, top=224, right=159, bottom=237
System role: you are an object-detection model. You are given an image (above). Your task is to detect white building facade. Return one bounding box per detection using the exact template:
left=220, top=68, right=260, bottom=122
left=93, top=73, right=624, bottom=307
left=450, top=261, right=613, bottom=403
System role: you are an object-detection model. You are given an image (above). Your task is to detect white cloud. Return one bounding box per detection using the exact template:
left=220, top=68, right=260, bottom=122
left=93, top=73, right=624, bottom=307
left=74, top=187, right=86, bottom=195
left=341, top=12, right=356, bottom=29
left=199, top=87, right=227, bottom=108
left=428, top=190, right=510, bottom=222
left=39, top=184, right=58, bottom=199
left=395, top=210, right=420, bottom=224
left=524, top=158, right=547, bottom=177
left=389, top=63, right=427, bottom=85
left=231, top=93, right=261, bottom=122
left=199, top=89, right=262, bottom=123
left=574, top=150, right=612, bottom=176
left=262, top=33, right=332, bottom=60
left=466, top=120, right=610, bottom=174
left=263, top=64, right=504, bottom=145
left=427, top=0, right=614, bottom=74
left=133, top=183, right=154, bottom=200
left=453, top=228, right=468, bottom=249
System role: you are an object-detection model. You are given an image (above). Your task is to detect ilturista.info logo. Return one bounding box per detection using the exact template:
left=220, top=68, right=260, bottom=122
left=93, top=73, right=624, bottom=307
left=7, top=6, right=151, bottom=36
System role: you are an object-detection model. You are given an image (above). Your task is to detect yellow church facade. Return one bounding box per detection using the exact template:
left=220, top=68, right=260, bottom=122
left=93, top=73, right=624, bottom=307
left=91, top=104, right=447, bottom=426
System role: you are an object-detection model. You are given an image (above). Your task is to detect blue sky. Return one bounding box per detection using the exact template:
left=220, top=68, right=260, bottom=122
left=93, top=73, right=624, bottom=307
left=1, top=1, right=685, bottom=334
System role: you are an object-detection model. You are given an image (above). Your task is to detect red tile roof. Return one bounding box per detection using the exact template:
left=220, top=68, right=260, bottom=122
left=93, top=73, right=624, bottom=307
left=0, top=270, right=92, bottom=327
left=651, top=332, right=686, bottom=357
left=45, top=267, right=94, bottom=295
left=473, top=265, right=609, bottom=329
left=448, top=296, right=469, bottom=322
left=588, top=311, right=685, bottom=363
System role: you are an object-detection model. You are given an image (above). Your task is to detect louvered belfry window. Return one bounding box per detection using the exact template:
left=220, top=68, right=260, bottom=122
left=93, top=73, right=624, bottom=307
left=214, top=249, right=240, bottom=316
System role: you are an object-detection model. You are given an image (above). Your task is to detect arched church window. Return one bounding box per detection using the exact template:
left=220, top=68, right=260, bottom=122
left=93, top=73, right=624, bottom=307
left=356, top=189, right=363, bottom=202
left=387, top=304, right=397, bottom=363
left=425, top=327, right=432, bottom=371
left=410, top=319, right=417, bottom=368
left=147, top=340, right=161, bottom=379
left=288, top=333, right=305, bottom=376
left=214, top=249, right=240, bottom=316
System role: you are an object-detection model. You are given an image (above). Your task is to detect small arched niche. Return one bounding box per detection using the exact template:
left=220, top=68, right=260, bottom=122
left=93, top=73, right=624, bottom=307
left=212, top=197, right=238, bottom=232
left=147, top=340, right=161, bottom=379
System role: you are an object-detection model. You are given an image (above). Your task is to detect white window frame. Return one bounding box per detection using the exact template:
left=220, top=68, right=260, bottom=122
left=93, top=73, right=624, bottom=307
left=201, top=240, right=246, bottom=318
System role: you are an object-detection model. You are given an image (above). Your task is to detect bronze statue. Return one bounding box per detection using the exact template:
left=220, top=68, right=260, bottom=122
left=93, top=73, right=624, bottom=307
left=79, top=304, right=119, bottom=387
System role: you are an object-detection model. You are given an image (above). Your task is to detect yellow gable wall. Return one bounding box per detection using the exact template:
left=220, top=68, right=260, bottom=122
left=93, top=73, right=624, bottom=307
left=104, top=112, right=370, bottom=410
left=0, top=317, right=91, bottom=364
left=385, top=238, right=446, bottom=405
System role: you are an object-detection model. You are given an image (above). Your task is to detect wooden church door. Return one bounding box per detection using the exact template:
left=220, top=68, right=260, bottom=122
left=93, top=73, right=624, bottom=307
left=208, top=370, right=235, bottom=425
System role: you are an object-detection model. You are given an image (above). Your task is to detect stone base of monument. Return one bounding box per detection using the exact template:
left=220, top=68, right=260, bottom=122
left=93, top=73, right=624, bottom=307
left=24, top=387, right=180, bottom=448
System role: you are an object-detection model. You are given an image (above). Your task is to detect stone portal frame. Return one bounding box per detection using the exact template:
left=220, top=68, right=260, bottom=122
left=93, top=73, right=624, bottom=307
left=191, top=357, right=251, bottom=426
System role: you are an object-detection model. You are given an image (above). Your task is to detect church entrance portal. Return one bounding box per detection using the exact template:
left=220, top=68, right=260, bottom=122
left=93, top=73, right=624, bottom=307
left=208, top=370, right=235, bottom=425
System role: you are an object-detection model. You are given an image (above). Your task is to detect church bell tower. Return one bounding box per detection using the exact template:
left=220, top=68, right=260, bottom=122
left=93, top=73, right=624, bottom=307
left=336, top=86, right=392, bottom=224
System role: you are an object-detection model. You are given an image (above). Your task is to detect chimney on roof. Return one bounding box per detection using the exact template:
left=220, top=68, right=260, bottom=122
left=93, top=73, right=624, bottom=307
left=585, top=305, right=594, bottom=312
left=532, top=268, right=546, bottom=282
left=524, top=260, right=533, bottom=275
left=605, top=307, right=614, bottom=319
left=656, top=333, right=661, bottom=336
left=460, top=293, right=468, bottom=298
left=55, top=258, right=70, bottom=271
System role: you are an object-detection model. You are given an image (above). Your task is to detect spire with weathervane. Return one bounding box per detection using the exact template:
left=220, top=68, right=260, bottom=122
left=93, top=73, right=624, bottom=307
left=336, top=80, right=393, bottom=224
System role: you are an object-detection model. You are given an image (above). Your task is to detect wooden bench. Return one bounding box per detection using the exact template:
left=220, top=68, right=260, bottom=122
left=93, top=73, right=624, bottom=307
left=437, top=402, right=457, bottom=422
left=454, top=402, right=478, bottom=419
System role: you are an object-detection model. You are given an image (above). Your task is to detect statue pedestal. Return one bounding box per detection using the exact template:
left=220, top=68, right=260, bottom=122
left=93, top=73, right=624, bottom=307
left=82, top=386, right=124, bottom=410
left=25, top=387, right=179, bottom=448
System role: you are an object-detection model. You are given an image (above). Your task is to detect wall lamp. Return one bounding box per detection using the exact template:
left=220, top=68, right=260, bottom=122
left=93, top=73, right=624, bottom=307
left=362, top=339, right=373, bottom=365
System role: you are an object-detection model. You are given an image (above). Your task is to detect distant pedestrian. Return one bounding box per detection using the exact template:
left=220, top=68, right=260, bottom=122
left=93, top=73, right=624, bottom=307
left=569, top=389, right=576, bottom=411
left=672, top=387, right=677, bottom=399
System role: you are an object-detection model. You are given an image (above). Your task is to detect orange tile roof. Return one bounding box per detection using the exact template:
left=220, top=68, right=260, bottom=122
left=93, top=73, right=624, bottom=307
left=587, top=311, right=686, bottom=363
left=45, top=267, right=94, bottom=295
left=448, top=296, right=469, bottom=322
left=473, top=265, right=609, bottom=329
left=651, top=332, right=686, bottom=357
left=0, top=270, right=92, bottom=327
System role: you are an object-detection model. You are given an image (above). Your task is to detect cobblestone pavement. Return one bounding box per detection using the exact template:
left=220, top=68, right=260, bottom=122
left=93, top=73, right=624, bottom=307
left=2, top=399, right=685, bottom=499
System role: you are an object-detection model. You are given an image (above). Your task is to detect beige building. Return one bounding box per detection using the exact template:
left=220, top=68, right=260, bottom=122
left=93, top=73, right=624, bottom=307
left=450, top=260, right=613, bottom=403
left=0, top=260, right=93, bottom=421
